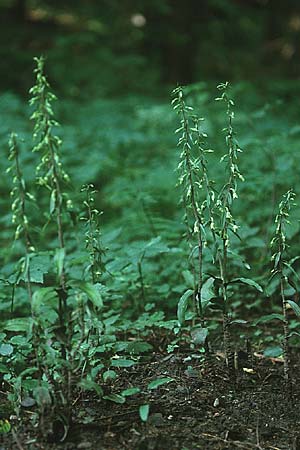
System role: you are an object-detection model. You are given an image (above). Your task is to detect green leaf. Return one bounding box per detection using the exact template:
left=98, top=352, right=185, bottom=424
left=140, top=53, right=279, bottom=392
left=283, top=262, right=300, bottom=281
left=177, top=289, right=193, bottom=326
left=190, top=327, right=208, bottom=345
left=103, top=370, right=117, bottom=382
left=230, top=277, right=263, bottom=292
left=30, top=255, right=50, bottom=282
left=32, top=287, right=57, bottom=312
left=200, top=277, right=216, bottom=308
left=121, top=387, right=140, bottom=397
left=21, top=397, right=36, bottom=408
left=263, top=346, right=283, bottom=358
left=111, top=359, right=135, bottom=368
left=2, top=318, right=32, bottom=332
left=22, top=379, right=39, bottom=391
left=287, top=300, right=300, bottom=317
left=126, top=341, right=153, bottom=354
left=0, top=344, right=13, bottom=356
left=50, top=189, right=56, bottom=214
left=0, top=419, right=11, bottom=434
left=54, top=248, right=65, bottom=278
left=182, top=270, right=194, bottom=288
left=147, top=377, right=174, bottom=390
left=0, top=363, right=10, bottom=373
left=139, top=404, right=150, bottom=422
left=252, top=314, right=284, bottom=325
left=18, top=254, right=51, bottom=284
left=103, top=394, right=125, bottom=404
left=33, top=386, right=52, bottom=407
left=70, top=281, right=103, bottom=309
left=230, top=319, right=248, bottom=325
left=78, top=379, right=103, bottom=397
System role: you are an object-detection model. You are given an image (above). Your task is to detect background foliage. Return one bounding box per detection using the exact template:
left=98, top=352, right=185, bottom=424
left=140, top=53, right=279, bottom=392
left=1, top=0, right=300, bottom=95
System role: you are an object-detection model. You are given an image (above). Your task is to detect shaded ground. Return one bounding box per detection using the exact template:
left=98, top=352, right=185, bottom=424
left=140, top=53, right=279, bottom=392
left=1, top=345, right=300, bottom=450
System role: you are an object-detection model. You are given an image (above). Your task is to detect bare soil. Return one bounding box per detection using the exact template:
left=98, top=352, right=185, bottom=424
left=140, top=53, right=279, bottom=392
left=1, top=344, right=300, bottom=450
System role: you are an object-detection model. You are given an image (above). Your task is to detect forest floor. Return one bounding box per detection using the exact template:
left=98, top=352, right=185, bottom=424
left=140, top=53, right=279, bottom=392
left=1, top=338, right=300, bottom=450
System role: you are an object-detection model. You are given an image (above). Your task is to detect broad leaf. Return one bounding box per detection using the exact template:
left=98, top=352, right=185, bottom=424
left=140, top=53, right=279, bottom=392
left=2, top=318, right=32, bottom=332
left=177, top=289, right=193, bottom=326
left=200, top=277, right=216, bottom=309
left=70, top=281, right=103, bottom=309
left=191, top=327, right=208, bottom=345
left=0, top=344, right=13, bottom=356
left=32, top=287, right=57, bottom=312
left=18, top=254, right=50, bottom=284
left=126, top=341, right=153, bottom=354
left=263, top=346, right=283, bottom=358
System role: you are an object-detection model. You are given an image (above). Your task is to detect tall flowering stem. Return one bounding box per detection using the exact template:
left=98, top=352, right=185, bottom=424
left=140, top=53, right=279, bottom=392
left=271, top=189, right=296, bottom=383
left=215, top=82, right=244, bottom=378
left=29, top=56, right=71, bottom=359
left=81, top=184, right=106, bottom=284
left=172, top=86, right=214, bottom=339
left=8, top=132, right=35, bottom=302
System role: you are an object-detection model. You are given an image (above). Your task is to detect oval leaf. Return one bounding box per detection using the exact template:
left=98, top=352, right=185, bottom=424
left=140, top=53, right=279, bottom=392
left=139, top=404, right=150, bottom=422
left=0, top=419, right=11, bottom=434
left=121, top=387, right=140, bottom=397
left=0, top=344, right=13, bottom=356
left=147, top=377, right=174, bottom=390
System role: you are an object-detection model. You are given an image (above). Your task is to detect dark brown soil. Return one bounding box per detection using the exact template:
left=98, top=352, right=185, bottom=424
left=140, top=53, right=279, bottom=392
left=1, top=348, right=300, bottom=450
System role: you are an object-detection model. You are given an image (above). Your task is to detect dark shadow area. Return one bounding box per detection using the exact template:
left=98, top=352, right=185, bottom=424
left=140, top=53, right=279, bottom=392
left=1, top=0, right=300, bottom=96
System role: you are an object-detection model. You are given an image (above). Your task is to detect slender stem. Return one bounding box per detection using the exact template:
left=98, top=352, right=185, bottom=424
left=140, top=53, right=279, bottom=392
left=137, top=259, right=146, bottom=310
left=86, top=194, right=97, bottom=284
left=279, top=270, right=289, bottom=381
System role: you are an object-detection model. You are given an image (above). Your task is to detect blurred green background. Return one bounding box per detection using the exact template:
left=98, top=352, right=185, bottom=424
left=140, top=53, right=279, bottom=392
left=1, top=0, right=300, bottom=97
